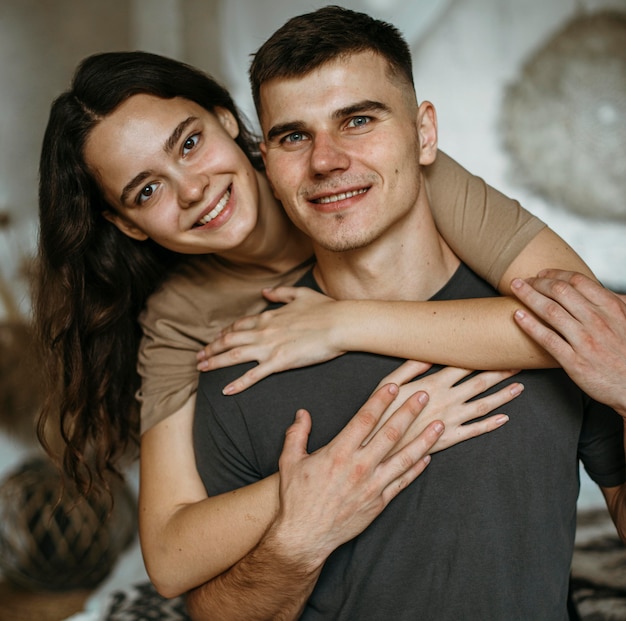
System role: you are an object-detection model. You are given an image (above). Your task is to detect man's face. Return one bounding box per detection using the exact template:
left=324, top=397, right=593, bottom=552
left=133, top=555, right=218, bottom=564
left=259, top=51, right=437, bottom=253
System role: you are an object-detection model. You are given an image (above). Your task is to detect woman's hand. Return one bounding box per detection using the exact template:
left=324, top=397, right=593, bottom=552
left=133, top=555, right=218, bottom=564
left=365, top=361, right=523, bottom=454
left=197, top=287, right=345, bottom=395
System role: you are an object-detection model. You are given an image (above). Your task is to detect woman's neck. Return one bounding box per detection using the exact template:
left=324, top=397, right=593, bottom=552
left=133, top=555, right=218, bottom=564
left=215, top=171, right=313, bottom=275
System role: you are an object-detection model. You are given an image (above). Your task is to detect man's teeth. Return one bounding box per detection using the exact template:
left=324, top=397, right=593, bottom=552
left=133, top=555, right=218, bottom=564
left=196, top=189, right=231, bottom=226
left=316, top=188, right=367, bottom=204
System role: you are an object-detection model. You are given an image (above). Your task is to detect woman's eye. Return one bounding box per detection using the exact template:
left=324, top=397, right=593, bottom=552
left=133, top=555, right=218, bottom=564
left=182, top=133, right=200, bottom=155
left=137, top=183, right=157, bottom=205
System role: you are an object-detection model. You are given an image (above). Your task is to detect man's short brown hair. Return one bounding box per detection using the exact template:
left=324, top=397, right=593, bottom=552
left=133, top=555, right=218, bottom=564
left=249, top=5, right=415, bottom=118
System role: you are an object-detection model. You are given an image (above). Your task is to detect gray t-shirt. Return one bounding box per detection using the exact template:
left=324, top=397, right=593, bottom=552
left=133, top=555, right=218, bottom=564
left=194, top=264, right=625, bottom=621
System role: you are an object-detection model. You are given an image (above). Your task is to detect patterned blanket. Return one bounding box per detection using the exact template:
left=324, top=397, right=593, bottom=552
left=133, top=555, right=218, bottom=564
left=570, top=508, right=626, bottom=619
left=98, top=508, right=626, bottom=621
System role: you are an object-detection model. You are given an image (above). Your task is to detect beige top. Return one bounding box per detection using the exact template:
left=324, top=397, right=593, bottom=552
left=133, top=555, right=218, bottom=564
left=137, top=151, right=545, bottom=433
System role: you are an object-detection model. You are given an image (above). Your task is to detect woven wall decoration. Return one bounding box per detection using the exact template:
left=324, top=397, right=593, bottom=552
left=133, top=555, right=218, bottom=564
left=501, top=11, right=626, bottom=221
left=0, top=456, right=137, bottom=591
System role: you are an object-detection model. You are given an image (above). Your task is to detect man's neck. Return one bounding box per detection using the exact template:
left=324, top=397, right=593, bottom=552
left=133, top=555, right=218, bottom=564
left=313, top=202, right=460, bottom=302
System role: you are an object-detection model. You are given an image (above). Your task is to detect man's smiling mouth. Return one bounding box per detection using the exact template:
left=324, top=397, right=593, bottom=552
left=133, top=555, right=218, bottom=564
left=195, top=187, right=231, bottom=227
left=313, top=188, right=368, bottom=204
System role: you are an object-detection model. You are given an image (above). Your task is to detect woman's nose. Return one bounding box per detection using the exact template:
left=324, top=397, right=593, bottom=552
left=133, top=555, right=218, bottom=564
left=178, top=171, right=209, bottom=207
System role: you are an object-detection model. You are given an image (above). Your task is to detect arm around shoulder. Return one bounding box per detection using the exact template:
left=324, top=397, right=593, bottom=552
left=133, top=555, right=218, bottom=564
left=139, top=395, right=279, bottom=597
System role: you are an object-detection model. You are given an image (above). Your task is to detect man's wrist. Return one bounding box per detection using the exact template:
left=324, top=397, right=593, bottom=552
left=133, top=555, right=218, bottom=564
left=262, top=518, right=329, bottom=578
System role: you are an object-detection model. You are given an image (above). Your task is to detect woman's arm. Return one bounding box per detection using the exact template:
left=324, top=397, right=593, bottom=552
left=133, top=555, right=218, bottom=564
left=138, top=395, right=279, bottom=598
left=199, top=227, right=593, bottom=395
left=425, top=150, right=547, bottom=289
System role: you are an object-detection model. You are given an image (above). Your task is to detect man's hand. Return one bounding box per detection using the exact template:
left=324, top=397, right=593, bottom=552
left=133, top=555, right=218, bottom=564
left=512, top=269, right=626, bottom=417
left=268, top=383, right=444, bottom=570
left=186, top=384, right=443, bottom=621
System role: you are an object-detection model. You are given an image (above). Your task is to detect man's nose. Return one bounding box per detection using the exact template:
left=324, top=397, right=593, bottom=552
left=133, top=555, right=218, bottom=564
left=309, top=132, right=350, bottom=176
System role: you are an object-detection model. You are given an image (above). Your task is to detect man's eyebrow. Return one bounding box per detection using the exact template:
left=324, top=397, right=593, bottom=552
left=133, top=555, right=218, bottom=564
left=331, top=100, right=391, bottom=120
left=119, top=116, right=197, bottom=205
left=266, top=121, right=307, bottom=144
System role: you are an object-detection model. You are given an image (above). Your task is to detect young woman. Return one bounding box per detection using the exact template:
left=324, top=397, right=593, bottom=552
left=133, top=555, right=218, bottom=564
left=36, top=51, right=593, bottom=597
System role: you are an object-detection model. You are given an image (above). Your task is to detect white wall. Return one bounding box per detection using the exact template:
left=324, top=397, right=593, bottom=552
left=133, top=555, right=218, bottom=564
left=409, top=0, right=626, bottom=291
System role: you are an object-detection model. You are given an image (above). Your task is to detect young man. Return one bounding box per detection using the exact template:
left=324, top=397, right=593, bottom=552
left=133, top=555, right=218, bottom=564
left=188, top=7, right=626, bottom=620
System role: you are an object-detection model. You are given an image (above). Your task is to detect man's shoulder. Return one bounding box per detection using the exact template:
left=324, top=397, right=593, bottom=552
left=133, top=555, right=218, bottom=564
left=196, top=360, right=258, bottom=398
left=432, top=262, right=497, bottom=302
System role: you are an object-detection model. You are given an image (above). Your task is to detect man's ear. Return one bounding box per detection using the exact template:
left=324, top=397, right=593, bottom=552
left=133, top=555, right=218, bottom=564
left=214, top=107, right=240, bottom=139
left=102, top=210, right=149, bottom=241
left=417, top=101, right=438, bottom=166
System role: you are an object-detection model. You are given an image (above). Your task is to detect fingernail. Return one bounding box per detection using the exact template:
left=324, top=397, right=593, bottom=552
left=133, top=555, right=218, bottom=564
left=196, top=350, right=206, bottom=361
left=433, top=421, right=444, bottom=434
left=197, top=361, right=209, bottom=371
left=417, top=392, right=429, bottom=405
left=511, top=278, right=522, bottom=289
left=510, top=383, right=524, bottom=396
left=222, top=384, right=235, bottom=395
left=514, top=309, right=526, bottom=321
left=495, top=414, right=509, bottom=426
left=422, top=455, right=432, bottom=465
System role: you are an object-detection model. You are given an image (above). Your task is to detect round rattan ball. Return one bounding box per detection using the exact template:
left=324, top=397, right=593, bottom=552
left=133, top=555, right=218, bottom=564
left=0, top=456, right=136, bottom=591
left=501, top=10, right=626, bottom=221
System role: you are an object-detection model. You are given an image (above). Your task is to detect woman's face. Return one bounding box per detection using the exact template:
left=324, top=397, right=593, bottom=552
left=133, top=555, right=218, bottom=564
left=84, top=94, right=262, bottom=255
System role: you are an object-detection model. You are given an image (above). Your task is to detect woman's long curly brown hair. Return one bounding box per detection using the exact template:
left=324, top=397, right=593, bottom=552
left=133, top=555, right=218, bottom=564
left=35, top=51, right=263, bottom=495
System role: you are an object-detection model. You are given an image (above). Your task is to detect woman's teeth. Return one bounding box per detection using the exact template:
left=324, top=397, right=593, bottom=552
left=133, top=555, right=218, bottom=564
left=196, top=188, right=231, bottom=226
left=316, top=188, right=367, bottom=204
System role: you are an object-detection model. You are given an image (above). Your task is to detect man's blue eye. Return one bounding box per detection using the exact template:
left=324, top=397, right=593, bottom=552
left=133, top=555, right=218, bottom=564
left=349, top=116, right=369, bottom=127
left=284, top=132, right=304, bottom=143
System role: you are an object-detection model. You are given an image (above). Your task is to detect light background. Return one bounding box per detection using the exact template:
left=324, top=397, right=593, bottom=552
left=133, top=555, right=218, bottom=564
left=0, top=0, right=624, bottom=610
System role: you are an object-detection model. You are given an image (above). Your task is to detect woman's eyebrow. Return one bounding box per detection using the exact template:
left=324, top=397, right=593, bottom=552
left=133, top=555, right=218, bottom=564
left=120, top=171, right=151, bottom=206
left=119, top=116, right=198, bottom=205
left=164, top=116, right=197, bottom=154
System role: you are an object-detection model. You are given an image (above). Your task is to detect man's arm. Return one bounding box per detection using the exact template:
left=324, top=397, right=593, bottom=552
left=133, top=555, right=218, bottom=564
left=186, top=386, right=444, bottom=621
left=603, top=478, right=626, bottom=543
left=513, top=270, right=626, bottom=540
left=601, top=410, right=626, bottom=544
left=511, top=270, right=626, bottom=416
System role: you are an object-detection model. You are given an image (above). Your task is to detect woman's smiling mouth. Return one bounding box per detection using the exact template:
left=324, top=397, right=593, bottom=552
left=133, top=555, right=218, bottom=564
left=195, top=186, right=231, bottom=227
